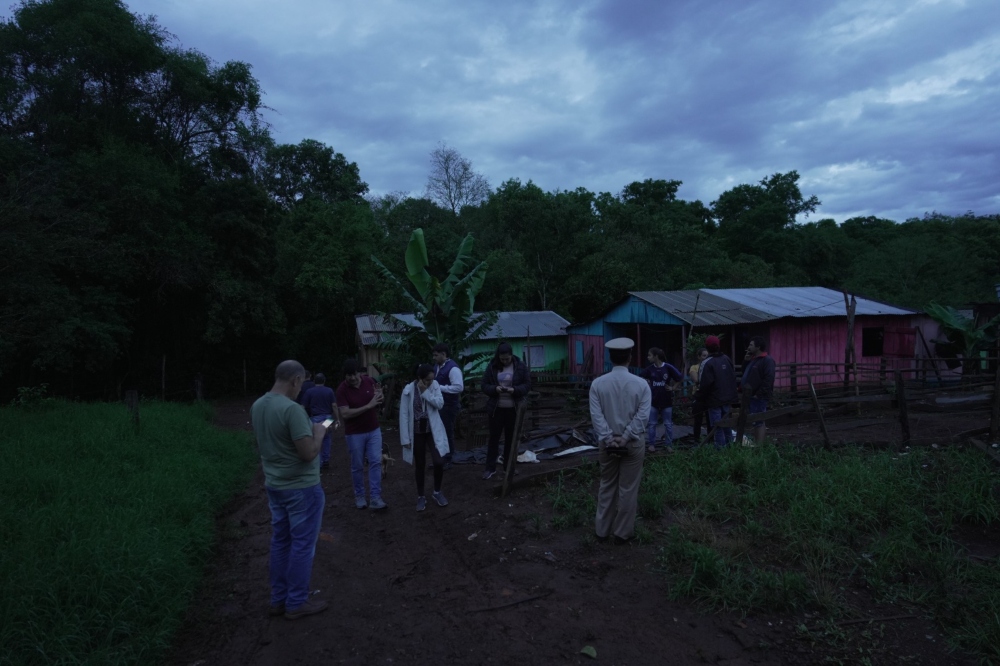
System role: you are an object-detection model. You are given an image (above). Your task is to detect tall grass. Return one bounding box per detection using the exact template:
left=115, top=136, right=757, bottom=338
left=548, top=443, right=1000, bottom=661
left=0, top=400, right=257, bottom=665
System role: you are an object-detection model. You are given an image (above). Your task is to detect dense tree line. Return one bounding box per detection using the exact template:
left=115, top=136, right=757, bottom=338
left=2, top=0, right=998, bottom=400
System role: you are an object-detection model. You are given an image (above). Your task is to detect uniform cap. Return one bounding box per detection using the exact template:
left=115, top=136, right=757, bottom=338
left=705, top=335, right=721, bottom=351
left=605, top=337, right=635, bottom=350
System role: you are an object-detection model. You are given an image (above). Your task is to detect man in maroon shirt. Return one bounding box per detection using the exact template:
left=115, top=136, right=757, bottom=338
left=336, top=359, right=386, bottom=510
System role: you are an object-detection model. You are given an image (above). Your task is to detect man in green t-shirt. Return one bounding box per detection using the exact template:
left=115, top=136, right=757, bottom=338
left=251, top=360, right=333, bottom=620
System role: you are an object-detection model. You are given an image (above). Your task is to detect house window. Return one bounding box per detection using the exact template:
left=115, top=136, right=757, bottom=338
left=575, top=340, right=584, bottom=364
left=523, top=345, right=545, bottom=368
left=861, top=327, right=884, bottom=357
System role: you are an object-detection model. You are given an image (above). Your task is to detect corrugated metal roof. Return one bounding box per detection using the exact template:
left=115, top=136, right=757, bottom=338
left=704, top=287, right=916, bottom=318
left=629, top=287, right=915, bottom=327
left=356, top=311, right=569, bottom=345
left=630, top=291, right=774, bottom=326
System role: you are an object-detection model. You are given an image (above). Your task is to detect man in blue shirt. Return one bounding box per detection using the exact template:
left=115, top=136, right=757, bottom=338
left=639, top=347, right=683, bottom=453
left=301, top=373, right=341, bottom=469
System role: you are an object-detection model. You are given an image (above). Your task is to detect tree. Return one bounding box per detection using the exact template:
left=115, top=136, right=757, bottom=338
left=425, top=143, right=490, bottom=215
left=371, top=229, right=497, bottom=374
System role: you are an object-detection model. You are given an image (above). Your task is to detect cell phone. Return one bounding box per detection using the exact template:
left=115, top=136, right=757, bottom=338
left=321, top=418, right=335, bottom=428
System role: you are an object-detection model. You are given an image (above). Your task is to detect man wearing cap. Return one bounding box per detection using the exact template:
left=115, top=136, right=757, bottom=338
left=589, top=338, right=651, bottom=544
left=694, top=335, right=738, bottom=449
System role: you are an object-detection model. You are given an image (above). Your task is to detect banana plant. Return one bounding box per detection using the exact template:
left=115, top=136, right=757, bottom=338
left=371, top=229, right=498, bottom=374
left=926, top=302, right=1000, bottom=375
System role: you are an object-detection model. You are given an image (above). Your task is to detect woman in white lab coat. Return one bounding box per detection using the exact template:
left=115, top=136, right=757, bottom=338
left=399, top=364, right=451, bottom=511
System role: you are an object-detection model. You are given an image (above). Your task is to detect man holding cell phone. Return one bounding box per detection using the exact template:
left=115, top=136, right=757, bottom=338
left=251, top=360, right=334, bottom=620
left=336, top=359, right=387, bottom=510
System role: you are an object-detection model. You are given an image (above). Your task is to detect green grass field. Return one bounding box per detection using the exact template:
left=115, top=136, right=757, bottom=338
left=0, top=400, right=257, bottom=666
left=549, top=443, right=1000, bottom=662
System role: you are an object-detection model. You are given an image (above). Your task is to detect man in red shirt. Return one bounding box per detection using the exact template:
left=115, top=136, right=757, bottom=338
left=336, top=359, right=387, bottom=510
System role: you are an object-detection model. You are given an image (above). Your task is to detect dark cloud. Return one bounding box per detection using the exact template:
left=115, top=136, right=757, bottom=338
left=110, top=0, right=1000, bottom=221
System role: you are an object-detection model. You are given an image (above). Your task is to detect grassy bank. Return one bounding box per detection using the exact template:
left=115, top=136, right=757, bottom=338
left=548, top=444, right=1000, bottom=662
left=0, top=400, right=257, bottom=665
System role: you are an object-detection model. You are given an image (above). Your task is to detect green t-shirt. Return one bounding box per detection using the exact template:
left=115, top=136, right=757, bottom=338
left=250, top=392, right=318, bottom=490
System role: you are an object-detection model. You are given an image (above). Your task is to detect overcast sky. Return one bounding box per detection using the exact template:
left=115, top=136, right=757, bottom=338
left=123, top=0, right=999, bottom=222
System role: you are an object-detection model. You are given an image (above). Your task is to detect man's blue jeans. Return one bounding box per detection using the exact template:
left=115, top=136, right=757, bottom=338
left=647, top=406, right=673, bottom=447
left=708, top=406, right=734, bottom=449
left=345, top=428, right=383, bottom=499
left=310, top=414, right=333, bottom=464
left=439, top=402, right=459, bottom=458
left=266, top=484, right=325, bottom=610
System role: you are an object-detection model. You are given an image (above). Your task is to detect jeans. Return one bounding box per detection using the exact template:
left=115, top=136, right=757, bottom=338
left=310, top=414, right=332, bottom=464
left=486, top=407, right=516, bottom=473
left=708, top=406, right=734, bottom=449
left=345, top=428, right=383, bottom=499
left=266, top=484, right=325, bottom=610
left=646, top=406, right=673, bottom=446
left=748, top=398, right=768, bottom=427
left=439, top=402, right=460, bottom=458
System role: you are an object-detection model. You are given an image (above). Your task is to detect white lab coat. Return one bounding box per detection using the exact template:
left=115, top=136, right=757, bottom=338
left=398, top=379, right=449, bottom=464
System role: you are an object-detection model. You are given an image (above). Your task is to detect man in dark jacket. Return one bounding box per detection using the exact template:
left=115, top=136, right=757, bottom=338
left=741, top=336, right=776, bottom=444
left=694, top=335, right=738, bottom=449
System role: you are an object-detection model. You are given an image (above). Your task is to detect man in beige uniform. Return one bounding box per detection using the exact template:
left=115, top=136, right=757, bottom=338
left=589, top=338, right=651, bottom=544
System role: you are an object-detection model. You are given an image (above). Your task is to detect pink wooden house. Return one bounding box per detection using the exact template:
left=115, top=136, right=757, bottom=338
left=567, top=287, right=942, bottom=388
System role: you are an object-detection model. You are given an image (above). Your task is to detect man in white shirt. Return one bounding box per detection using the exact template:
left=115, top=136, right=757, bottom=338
left=432, top=343, right=464, bottom=467
left=589, top=338, right=651, bottom=544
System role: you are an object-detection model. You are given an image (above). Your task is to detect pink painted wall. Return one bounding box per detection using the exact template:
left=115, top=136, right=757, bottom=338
left=568, top=334, right=604, bottom=375
left=767, top=315, right=922, bottom=388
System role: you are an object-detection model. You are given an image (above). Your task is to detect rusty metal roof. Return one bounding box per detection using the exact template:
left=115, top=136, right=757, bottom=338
left=704, top=287, right=916, bottom=318
left=630, top=290, right=774, bottom=326
left=630, top=287, right=915, bottom=326
left=356, top=311, right=569, bottom=345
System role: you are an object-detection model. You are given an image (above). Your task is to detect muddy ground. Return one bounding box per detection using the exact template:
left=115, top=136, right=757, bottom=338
left=166, top=399, right=991, bottom=666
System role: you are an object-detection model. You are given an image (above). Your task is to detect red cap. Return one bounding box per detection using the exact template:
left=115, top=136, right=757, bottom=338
left=705, top=335, right=721, bottom=351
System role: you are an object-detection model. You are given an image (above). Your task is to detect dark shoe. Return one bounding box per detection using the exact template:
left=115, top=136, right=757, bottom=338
left=432, top=491, right=448, bottom=507
left=481, top=469, right=497, bottom=480
left=595, top=533, right=609, bottom=543
left=268, top=603, right=285, bottom=616
left=613, top=535, right=634, bottom=545
left=416, top=496, right=426, bottom=512
left=354, top=495, right=367, bottom=509
left=442, top=461, right=453, bottom=470
left=284, top=599, right=328, bottom=620
left=646, top=445, right=656, bottom=454
left=369, top=496, right=387, bottom=510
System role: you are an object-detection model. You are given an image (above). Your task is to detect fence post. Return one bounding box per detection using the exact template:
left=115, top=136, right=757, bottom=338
left=790, top=363, right=798, bottom=396
left=991, top=358, right=1000, bottom=442
left=735, top=389, right=751, bottom=446
left=501, top=399, right=530, bottom=498
left=125, top=390, right=140, bottom=428
left=895, top=370, right=911, bottom=448
left=807, top=376, right=831, bottom=451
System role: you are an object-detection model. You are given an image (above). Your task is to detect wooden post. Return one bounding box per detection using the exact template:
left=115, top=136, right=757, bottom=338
left=161, top=354, right=166, bottom=400
left=790, top=363, right=798, bottom=396
left=879, top=358, right=887, bottom=383
left=807, top=376, right=831, bottom=451
left=895, top=370, right=911, bottom=448
left=734, top=389, right=751, bottom=446
left=243, top=358, right=248, bottom=395
left=125, top=390, right=140, bottom=428
left=501, top=400, right=530, bottom=498
left=991, top=357, right=1000, bottom=441
left=843, top=292, right=856, bottom=393
left=915, top=327, right=943, bottom=384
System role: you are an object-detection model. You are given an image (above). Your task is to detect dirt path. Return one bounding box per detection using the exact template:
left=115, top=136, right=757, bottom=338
left=166, top=399, right=978, bottom=665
